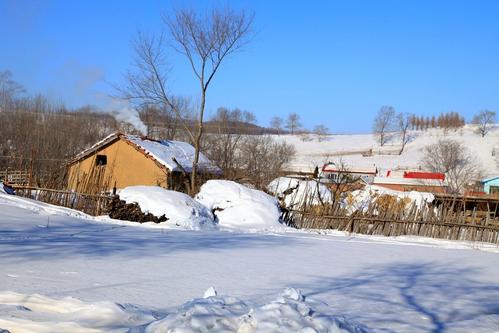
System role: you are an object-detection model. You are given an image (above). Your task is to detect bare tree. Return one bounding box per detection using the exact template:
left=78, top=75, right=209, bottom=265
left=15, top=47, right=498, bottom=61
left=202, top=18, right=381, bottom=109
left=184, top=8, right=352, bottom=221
left=242, top=110, right=256, bottom=124
left=0, top=70, right=25, bottom=111
left=373, top=106, right=395, bottom=146
left=397, top=112, right=411, bottom=154
left=270, top=116, right=283, bottom=135
left=321, top=159, right=360, bottom=207
left=119, top=7, right=254, bottom=193
left=313, top=124, right=329, bottom=142
left=203, top=107, right=247, bottom=177
left=238, top=135, right=295, bottom=188
left=286, top=113, right=301, bottom=135
left=421, top=139, right=481, bottom=194
left=472, top=110, right=496, bottom=137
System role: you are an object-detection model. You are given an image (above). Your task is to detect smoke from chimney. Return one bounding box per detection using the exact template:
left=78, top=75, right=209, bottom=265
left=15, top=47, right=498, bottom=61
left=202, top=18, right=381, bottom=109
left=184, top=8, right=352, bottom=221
left=110, top=100, right=147, bottom=135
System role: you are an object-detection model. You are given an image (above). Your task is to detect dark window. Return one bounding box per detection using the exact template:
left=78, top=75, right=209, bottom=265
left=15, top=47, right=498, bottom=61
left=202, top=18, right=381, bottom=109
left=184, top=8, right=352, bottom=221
left=490, top=185, right=499, bottom=194
left=96, top=155, right=107, bottom=166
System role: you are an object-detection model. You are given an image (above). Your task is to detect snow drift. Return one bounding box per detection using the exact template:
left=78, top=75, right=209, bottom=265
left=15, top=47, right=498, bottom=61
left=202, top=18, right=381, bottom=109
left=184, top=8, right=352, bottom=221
left=195, top=180, right=285, bottom=231
left=146, top=287, right=366, bottom=333
left=119, top=186, right=215, bottom=230
left=268, top=177, right=332, bottom=208
left=0, top=291, right=153, bottom=333
left=0, top=289, right=366, bottom=333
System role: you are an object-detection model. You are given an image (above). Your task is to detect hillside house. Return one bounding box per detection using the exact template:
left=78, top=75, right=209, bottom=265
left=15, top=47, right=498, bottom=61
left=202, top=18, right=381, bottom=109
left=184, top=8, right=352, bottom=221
left=320, top=162, right=377, bottom=184
left=374, top=170, right=447, bottom=193
left=67, top=132, right=220, bottom=193
left=482, top=176, right=499, bottom=195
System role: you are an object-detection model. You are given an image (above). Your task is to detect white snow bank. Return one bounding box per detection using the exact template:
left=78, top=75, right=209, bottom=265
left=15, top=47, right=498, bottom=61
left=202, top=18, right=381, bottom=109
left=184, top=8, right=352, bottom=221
left=0, top=289, right=366, bottom=333
left=0, top=191, right=89, bottom=218
left=345, top=185, right=434, bottom=213
left=118, top=186, right=215, bottom=230
left=268, top=177, right=332, bottom=208
left=0, top=291, right=153, bottom=333
left=195, top=180, right=286, bottom=231
left=0, top=183, right=5, bottom=194
left=146, top=287, right=366, bottom=333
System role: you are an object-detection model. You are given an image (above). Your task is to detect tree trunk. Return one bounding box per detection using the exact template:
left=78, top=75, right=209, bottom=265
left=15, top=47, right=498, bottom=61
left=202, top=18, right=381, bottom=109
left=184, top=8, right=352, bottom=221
left=399, top=132, right=406, bottom=154
left=190, top=91, right=206, bottom=194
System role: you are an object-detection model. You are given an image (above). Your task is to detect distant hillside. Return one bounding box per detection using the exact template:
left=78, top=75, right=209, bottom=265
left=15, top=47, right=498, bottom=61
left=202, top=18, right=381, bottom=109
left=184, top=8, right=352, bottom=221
left=203, top=120, right=285, bottom=135
left=274, top=125, right=499, bottom=176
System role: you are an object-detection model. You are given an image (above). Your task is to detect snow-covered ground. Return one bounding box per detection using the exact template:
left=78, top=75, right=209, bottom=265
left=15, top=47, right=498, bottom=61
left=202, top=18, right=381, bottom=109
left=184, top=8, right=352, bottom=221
left=276, top=125, right=499, bottom=175
left=1, top=192, right=499, bottom=332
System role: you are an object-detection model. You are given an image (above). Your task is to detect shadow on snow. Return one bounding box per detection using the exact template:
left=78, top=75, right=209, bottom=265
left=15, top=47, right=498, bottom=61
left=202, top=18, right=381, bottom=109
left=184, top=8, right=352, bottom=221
left=293, top=262, right=499, bottom=333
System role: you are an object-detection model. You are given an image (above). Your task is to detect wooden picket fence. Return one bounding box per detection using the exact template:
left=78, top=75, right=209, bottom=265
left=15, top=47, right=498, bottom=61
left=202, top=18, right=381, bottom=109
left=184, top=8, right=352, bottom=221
left=279, top=188, right=499, bottom=245
left=282, top=210, right=499, bottom=244
left=0, top=170, right=30, bottom=185
left=13, top=186, right=112, bottom=216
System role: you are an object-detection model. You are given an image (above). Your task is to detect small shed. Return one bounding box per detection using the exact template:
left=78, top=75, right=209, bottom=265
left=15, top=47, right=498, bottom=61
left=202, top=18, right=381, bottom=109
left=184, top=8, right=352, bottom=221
left=67, top=132, right=220, bottom=193
left=320, top=163, right=377, bottom=184
left=482, top=176, right=499, bottom=195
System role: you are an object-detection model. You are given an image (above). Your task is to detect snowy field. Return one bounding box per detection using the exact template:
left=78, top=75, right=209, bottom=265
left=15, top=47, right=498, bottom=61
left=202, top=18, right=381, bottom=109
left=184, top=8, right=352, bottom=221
left=1, top=193, right=499, bottom=332
left=276, top=125, right=499, bottom=175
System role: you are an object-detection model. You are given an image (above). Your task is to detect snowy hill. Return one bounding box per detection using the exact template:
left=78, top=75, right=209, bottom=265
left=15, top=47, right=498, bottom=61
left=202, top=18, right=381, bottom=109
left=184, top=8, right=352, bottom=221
left=275, top=125, right=499, bottom=175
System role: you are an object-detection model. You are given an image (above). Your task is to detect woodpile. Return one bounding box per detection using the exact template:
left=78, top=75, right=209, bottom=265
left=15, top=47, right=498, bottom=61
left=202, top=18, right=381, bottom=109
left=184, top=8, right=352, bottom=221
left=107, top=196, right=168, bottom=223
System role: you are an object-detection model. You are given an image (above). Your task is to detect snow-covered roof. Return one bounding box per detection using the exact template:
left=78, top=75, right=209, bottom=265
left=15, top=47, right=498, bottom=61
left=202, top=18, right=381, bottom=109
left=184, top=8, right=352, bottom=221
left=70, top=132, right=221, bottom=174
left=322, top=163, right=377, bottom=175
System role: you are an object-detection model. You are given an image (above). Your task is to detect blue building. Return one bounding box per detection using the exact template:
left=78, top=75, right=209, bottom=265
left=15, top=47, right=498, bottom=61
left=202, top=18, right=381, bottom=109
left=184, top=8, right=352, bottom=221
left=482, top=176, right=499, bottom=195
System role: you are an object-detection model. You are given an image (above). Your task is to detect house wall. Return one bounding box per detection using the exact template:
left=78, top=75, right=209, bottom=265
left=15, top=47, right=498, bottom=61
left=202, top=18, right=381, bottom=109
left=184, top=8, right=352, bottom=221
left=321, top=171, right=375, bottom=184
left=484, top=178, right=499, bottom=194
left=68, top=138, right=169, bottom=191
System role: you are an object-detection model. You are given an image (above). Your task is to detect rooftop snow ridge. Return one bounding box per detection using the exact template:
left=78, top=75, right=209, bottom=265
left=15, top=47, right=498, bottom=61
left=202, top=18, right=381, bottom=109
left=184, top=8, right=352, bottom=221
left=69, top=132, right=221, bottom=174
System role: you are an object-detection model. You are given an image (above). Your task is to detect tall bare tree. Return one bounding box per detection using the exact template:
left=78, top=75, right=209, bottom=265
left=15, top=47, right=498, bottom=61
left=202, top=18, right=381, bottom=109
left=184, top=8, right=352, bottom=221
left=373, top=106, right=395, bottom=146
left=0, top=70, right=25, bottom=111
left=120, top=7, right=254, bottom=193
left=397, top=112, right=411, bottom=154
left=472, top=110, right=496, bottom=137
left=313, top=124, right=329, bottom=142
left=270, top=116, right=283, bottom=135
left=421, top=139, right=481, bottom=194
left=286, top=113, right=301, bottom=135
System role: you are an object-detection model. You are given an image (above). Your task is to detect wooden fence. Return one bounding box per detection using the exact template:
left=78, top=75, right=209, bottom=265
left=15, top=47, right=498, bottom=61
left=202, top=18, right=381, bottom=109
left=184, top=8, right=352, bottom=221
left=0, top=170, right=30, bottom=186
left=13, top=186, right=112, bottom=216
left=278, top=187, right=499, bottom=245
left=282, top=210, right=499, bottom=245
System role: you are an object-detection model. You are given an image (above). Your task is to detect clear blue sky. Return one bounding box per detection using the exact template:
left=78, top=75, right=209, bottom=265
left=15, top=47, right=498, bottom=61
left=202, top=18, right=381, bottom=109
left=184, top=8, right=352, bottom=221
left=1, top=0, right=498, bottom=133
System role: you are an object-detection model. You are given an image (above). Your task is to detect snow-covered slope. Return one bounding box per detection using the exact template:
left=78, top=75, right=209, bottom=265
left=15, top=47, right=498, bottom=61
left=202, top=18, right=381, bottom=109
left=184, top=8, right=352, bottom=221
left=275, top=125, right=499, bottom=175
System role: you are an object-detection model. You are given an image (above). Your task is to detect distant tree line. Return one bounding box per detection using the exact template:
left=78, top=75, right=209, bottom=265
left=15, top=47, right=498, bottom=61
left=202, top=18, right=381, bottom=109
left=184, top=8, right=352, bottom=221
left=269, top=113, right=330, bottom=141
left=0, top=71, right=122, bottom=187
left=409, top=112, right=465, bottom=131
left=0, top=69, right=295, bottom=191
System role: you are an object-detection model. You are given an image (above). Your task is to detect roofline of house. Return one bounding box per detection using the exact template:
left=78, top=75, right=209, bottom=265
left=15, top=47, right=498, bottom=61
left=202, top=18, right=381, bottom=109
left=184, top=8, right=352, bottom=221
left=66, top=132, right=220, bottom=175
left=67, top=132, right=123, bottom=166
left=481, top=176, right=499, bottom=183
left=322, top=169, right=377, bottom=175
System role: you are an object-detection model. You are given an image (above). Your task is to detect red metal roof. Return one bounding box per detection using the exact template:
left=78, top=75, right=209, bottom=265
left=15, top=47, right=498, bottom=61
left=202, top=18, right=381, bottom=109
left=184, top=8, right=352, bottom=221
left=403, top=171, right=445, bottom=181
